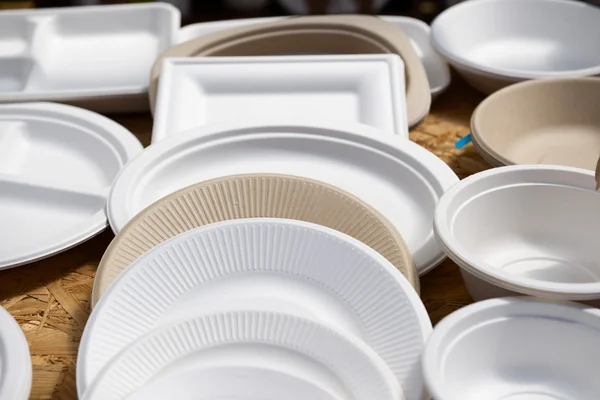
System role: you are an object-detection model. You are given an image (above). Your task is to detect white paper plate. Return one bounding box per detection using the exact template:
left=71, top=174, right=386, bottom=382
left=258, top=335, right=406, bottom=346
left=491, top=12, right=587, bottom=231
left=178, top=15, right=451, bottom=98
left=0, top=102, right=142, bottom=269
left=0, top=306, right=31, bottom=400
left=0, top=4, right=180, bottom=112
left=78, top=219, right=431, bottom=400
left=152, top=55, right=407, bottom=143
left=423, top=297, right=600, bottom=400
left=96, top=367, right=345, bottom=400
left=81, top=311, right=402, bottom=400
left=108, top=120, right=458, bottom=273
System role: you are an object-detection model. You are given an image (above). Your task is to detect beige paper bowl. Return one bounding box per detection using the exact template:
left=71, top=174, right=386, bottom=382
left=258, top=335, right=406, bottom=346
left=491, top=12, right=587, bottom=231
left=471, top=78, right=600, bottom=171
left=149, top=15, right=430, bottom=128
left=92, top=173, right=418, bottom=307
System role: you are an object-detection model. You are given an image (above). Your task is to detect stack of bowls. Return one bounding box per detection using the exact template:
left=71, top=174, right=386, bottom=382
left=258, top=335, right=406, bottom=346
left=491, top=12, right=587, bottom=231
left=78, top=217, right=430, bottom=400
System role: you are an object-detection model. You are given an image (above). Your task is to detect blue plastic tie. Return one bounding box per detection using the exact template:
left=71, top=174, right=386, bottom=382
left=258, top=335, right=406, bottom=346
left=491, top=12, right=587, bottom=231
left=455, top=134, right=473, bottom=149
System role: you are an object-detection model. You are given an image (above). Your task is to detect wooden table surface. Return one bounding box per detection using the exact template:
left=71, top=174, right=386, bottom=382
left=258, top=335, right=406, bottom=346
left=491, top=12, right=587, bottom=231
left=0, top=75, right=491, bottom=399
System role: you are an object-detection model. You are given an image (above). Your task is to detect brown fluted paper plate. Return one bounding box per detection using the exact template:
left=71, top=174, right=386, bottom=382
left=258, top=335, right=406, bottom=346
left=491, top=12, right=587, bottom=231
left=92, top=173, right=418, bottom=307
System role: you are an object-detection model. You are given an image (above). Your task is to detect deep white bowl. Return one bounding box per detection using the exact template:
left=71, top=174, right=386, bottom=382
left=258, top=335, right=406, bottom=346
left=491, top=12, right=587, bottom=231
left=434, top=165, right=600, bottom=301
left=431, top=0, right=600, bottom=93
left=423, top=297, right=600, bottom=400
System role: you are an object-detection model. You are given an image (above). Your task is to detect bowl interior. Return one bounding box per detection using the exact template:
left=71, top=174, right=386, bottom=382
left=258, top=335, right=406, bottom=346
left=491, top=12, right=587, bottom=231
left=433, top=0, right=600, bottom=74
left=473, top=79, right=600, bottom=171
left=435, top=304, right=600, bottom=400
left=449, top=172, right=600, bottom=285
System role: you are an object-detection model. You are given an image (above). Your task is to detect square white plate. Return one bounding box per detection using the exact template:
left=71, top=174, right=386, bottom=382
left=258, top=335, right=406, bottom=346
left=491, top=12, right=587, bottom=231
left=152, top=55, right=408, bottom=143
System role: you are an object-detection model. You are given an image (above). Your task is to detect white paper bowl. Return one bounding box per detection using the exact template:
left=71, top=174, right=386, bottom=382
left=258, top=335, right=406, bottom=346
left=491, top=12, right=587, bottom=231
left=434, top=165, right=600, bottom=301
left=423, top=297, right=600, bottom=400
left=431, top=0, right=600, bottom=93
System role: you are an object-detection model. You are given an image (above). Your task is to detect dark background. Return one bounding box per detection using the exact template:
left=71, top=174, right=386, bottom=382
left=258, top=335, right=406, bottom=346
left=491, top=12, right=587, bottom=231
left=5, top=0, right=448, bottom=23
left=1, top=0, right=598, bottom=26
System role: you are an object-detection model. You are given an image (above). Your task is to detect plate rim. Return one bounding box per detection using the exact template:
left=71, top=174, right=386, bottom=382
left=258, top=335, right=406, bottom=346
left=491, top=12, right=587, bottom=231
left=93, top=172, right=419, bottom=306
left=107, top=119, right=459, bottom=273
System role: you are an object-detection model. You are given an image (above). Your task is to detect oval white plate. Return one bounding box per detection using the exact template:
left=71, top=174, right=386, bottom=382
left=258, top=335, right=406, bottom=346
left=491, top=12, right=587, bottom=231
left=0, top=102, right=142, bottom=269
left=178, top=15, right=451, bottom=98
left=0, top=306, right=31, bottom=400
left=78, top=219, right=431, bottom=400
left=107, top=120, right=458, bottom=274
left=81, top=311, right=401, bottom=400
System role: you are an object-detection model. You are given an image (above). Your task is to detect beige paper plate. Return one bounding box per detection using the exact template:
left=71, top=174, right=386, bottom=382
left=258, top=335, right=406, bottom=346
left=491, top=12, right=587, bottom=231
left=471, top=77, right=600, bottom=171
left=149, top=15, right=430, bottom=128
left=92, top=174, right=418, bottom=307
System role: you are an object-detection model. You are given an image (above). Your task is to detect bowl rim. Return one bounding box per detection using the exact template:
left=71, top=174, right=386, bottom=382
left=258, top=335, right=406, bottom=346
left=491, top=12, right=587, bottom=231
left=470, top=77, right=600, bottom=167
left=422, top=297, right=600, bottom=400
left=434, top=164, right=600, bottom=299
left=430, top=0, right=600, bottom=80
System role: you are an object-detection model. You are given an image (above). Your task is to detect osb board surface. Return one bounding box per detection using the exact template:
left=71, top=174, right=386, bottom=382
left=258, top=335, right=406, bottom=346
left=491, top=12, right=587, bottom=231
left=0, top=76, right=490, bottom=399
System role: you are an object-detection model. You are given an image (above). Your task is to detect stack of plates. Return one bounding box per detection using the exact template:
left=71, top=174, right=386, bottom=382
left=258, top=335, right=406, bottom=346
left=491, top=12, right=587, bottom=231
left=79, top=218, right=432, bottom=400
left=151, top=15, right=432, bottom=129
left=76, top=120, right=460, bottom=399
left=91, top=173, right=419, bottom=305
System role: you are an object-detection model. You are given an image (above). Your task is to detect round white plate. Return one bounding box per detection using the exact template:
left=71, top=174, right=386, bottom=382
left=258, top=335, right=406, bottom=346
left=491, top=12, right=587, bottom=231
left=117, top=367, right=345, bottom=400
left=107, top=120, right=458, bottom=274
left=0, top=306, right=31, bottom=400
left=78, top=219, right=431, bottom=400
left=81, top=311, right=401, bottom=400
left=0, top=102, right=142, bottom=269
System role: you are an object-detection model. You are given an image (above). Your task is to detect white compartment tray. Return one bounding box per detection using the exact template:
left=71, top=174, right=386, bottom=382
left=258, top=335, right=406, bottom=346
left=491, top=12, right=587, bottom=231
left=152, top=55, right=407, bottom=143
left=0, top=102, right=142, bottom=269
left=0, top=4, right=180, bottom=113
left=178, top=15, right=451, bottom=98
